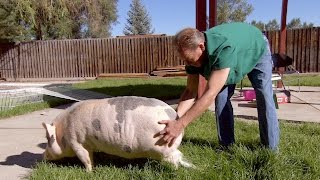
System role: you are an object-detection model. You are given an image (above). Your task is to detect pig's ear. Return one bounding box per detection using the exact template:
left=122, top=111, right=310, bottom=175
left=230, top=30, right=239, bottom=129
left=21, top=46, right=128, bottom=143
left=42, top=122, right=47, bottom=129
left=42, top=123, right=56, bottom=136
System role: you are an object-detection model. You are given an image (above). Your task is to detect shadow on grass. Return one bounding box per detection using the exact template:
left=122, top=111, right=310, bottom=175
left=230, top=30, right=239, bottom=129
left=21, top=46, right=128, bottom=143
left=79, top=84, right=185, bottom=101
left=0, top=151, right=43, bottom=168
left=39, top=152, right=174, bottom=172
left=42, top=96, right=75, bottom=109
left=235, top=115, right=259, bottom=120
left=0, top=150, right=162, bottom=171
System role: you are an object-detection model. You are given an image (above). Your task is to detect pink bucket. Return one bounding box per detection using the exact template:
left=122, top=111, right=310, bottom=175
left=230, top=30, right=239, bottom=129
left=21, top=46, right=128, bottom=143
left=243, top=90, right=256, bottom=101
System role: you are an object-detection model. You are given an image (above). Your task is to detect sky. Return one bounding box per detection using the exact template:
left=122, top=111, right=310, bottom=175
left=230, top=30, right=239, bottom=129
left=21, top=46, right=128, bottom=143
left=111, top=0, right=320, bottom=37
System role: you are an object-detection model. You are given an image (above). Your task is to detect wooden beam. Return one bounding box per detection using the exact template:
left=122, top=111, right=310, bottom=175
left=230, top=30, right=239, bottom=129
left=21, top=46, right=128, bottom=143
left=278, top=0, right=288, bottom=87
left=279, top=0, right=288, bottom=54
left=196, top=0, right=217, bottom=98
left=196, top=0, right=207, bottom=31
left=196, top=0, right=207, bottom=98
left=209, top=0, right=217, bottom=28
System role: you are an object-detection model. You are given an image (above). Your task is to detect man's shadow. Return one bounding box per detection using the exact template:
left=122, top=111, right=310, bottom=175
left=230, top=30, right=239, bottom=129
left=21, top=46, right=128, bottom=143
left=0, top=143, right=46, bottom=168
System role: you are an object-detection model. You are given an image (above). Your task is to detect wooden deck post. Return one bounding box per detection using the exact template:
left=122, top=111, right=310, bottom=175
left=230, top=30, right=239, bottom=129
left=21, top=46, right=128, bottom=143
left=196, top=0, right=217, bottom=98
left=278, top=0, right=288, bottom=87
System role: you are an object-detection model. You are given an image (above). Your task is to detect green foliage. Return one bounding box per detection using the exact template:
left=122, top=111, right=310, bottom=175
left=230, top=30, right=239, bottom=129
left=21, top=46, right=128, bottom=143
left=0, top=0, right=35, bottom=42
left=265, top=19, right=280, bottom=31
left=0, top=0, right=118, bottom=42
left=217, top=0, right=253, bottom=24
left=250, top=20, right=265, bottom=31
left=287, top=18, right=314, bottom=29
left=250, top=18, right=314, bottom=31
left=123, top=0, right=154, bottom=35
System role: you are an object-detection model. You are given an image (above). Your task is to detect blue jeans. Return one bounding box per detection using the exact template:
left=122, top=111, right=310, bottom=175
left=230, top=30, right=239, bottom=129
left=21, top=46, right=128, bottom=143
left=215, top=37, right=279, bottom=150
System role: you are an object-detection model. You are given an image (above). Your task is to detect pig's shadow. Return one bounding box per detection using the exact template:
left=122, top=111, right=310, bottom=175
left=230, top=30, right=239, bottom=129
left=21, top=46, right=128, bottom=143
left=0, top=143, right=46, bottom=168
left=50, top=153, right=158, bottom=169
left=37, top=143, right=172, bottom=170
left=0, top=151, right=43, bottom=168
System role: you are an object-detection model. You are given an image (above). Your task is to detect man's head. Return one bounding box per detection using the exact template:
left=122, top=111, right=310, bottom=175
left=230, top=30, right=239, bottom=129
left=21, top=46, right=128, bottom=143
left=173, top=28, right=206, bottom=67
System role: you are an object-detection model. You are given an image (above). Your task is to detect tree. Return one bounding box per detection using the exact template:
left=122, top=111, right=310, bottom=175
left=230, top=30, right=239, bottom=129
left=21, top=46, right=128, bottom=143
left=0, top=0, right=118, bottom=42
left=217, top=0, right=253, bottom=24
left=69, top=0, right=119, bottom=38
left=0, top=0, right=35, bottom=42
left=250, top=20, right=266, bottom=31
left=123, top=0, right=154, bottom=35
left=287, top=18, right=302, bottom=29
left=302, top=22, right=314, bottom=28
left=287, top=18, right=314, bottom=29
left=265, top=19, right=280, bottom=31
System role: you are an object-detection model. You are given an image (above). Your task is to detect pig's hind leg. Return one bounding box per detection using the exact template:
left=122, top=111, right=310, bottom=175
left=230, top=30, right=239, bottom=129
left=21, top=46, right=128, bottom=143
left=71, top=142, right=94, bottom=171
left=163, top=150, right=195, bottom=169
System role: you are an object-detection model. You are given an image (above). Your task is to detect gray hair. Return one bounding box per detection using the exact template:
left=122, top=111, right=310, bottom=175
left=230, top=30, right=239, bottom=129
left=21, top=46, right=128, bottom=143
left=173, top=28, right=205, bottom=52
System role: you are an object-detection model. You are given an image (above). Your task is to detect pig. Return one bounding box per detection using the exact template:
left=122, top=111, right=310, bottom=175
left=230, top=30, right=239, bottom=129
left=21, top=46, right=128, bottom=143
left=42, top=96, right=193, bottom=171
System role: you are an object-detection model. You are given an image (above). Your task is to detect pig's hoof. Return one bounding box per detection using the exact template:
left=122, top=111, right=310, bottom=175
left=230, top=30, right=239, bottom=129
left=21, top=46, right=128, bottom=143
left=85, top=164, right=93, bottom=172
left=180, top=161, right=196, bottom=168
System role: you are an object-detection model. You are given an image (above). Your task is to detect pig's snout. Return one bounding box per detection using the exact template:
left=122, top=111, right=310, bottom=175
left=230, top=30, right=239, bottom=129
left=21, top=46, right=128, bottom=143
left=43, top=149, right=56, bottom=160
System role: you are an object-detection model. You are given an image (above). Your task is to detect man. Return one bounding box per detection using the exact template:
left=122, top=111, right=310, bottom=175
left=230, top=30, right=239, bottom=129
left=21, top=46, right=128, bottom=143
left=159, top=22, right=279, bottom=150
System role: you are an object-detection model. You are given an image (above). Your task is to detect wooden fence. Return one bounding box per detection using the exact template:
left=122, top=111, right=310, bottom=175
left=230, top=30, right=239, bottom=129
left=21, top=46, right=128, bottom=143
left=1, top=28, right=320, bottom=80
left=265, top=28, right=320, bottom=73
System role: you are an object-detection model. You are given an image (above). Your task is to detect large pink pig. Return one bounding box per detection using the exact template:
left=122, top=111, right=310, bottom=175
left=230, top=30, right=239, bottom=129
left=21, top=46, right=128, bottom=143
left=42, top=96, right=193, bottom=171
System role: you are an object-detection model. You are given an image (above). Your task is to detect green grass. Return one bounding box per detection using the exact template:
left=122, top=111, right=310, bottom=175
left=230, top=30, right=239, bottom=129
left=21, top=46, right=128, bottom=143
left=0, top=97, right=73, bottom=119
left=29, top=111, right=320, bottom=179
left=238, top=74, right=320, bottom=88
left=2, top=75, right=319, bottom=178
left=73, top=77, right=187, bottom=100
left=2, top=74, right=319, bottom=119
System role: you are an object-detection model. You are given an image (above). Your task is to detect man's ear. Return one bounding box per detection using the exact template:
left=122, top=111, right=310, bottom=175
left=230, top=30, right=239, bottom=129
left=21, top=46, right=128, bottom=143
left=199, top=42, right=205, bottom=51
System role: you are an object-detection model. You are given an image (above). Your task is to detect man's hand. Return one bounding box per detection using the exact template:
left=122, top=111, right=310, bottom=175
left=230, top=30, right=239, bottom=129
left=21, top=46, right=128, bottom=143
left=158, top=120, right=184, bottom=147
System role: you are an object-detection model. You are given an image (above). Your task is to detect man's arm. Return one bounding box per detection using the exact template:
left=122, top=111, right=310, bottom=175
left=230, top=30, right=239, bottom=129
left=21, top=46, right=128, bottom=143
left=159, top=68, right=230, bottom=146
left=177, top=68, right=230, bottom=128
left=176, top=74, right=199, bottom=117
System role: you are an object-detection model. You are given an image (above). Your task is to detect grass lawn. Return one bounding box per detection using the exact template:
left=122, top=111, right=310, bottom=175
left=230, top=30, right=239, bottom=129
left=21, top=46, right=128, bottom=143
left=29, top=111, right=320, bottom=180
left=2, top=74, right=319, bottom=119
left=239, top=73, right=320, bottom=88
left=0, top=97, right=73, bottom=119
left=1, top=75, right=319, bottom=179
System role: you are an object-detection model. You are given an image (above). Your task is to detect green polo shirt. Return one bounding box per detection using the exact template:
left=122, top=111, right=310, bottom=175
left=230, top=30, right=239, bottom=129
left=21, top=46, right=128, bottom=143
left=185, top=22, right=267, bottom=85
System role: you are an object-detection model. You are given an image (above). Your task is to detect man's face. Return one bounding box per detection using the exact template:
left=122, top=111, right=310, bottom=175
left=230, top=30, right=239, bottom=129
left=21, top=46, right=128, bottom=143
left=179, top=43, right=205, bottom=67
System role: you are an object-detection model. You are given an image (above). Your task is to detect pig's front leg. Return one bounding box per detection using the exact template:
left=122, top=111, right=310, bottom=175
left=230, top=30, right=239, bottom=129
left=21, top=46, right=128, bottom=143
left=71, top=143, right=93, bottom=171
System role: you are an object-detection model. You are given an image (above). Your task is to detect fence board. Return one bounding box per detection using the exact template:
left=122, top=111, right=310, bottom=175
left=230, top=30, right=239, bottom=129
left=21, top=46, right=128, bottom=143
left=109, top=38, right=114, bottom=73
left=310, top=28, right=316, bottom=72
left=306, top=28, right=311, bottom=72
left=296, top=29, right=301, bottom=72
left=286, top=30, right=293, bottom=60
left=302, top=29, right=307, bottom=72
